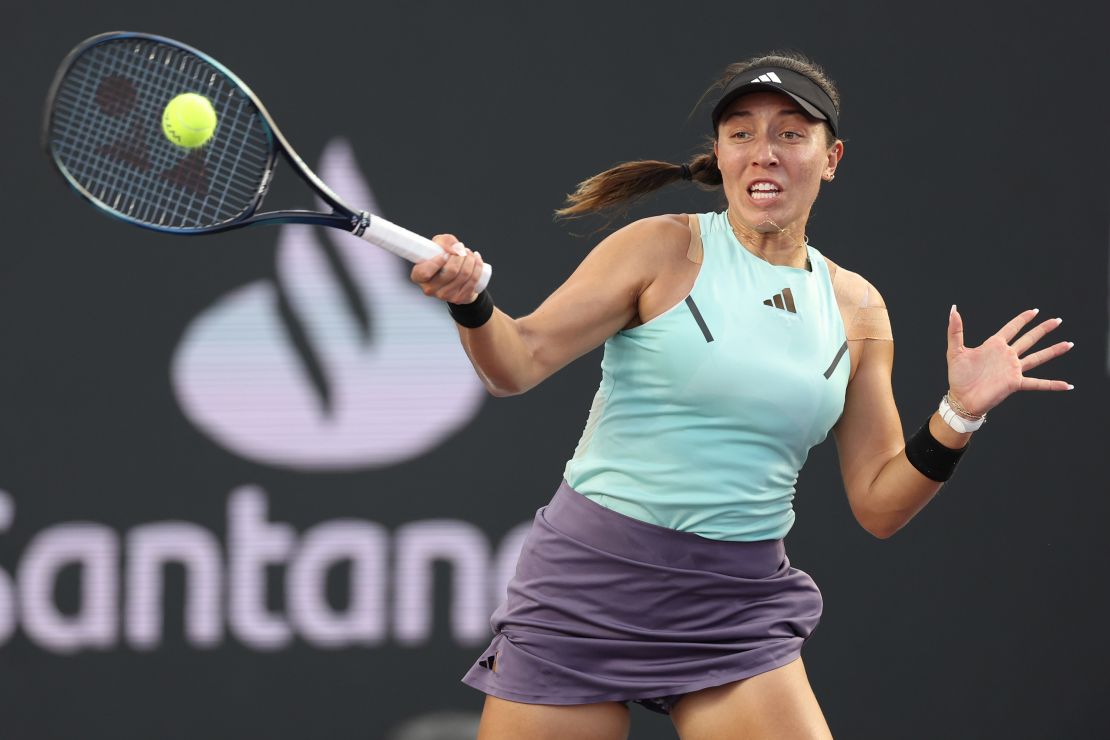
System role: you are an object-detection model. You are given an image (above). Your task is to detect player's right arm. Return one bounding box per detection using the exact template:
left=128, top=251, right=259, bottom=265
left=410, top=216, right=687, bottom=396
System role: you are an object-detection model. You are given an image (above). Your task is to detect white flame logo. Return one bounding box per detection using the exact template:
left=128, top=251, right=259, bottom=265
left=171, top=139, right=485, bottom=470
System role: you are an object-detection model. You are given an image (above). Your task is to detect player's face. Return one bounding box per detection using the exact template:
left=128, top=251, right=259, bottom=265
left=714, top=91, right=841, bottom=235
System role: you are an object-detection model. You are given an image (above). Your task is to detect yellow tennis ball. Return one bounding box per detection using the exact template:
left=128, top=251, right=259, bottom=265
left=162, top=93, right=217, bottom=148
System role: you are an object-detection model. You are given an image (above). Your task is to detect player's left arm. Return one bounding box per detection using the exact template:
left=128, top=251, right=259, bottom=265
left=833, top=271, right=1075, bottom=538
left=831, top=333, right=917, bottom=539
left=831, top=275, right=959, bottom=539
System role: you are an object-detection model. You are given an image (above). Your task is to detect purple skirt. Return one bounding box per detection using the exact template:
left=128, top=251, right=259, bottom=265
left=462, top=481, right=823, bottom=714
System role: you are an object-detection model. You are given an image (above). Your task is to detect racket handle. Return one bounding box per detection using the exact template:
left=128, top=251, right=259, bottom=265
left=358, top=214, right=493, bottom=293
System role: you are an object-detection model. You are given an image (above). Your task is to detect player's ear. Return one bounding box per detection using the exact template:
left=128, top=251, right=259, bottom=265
left=824, top=139, right=843, bottom=181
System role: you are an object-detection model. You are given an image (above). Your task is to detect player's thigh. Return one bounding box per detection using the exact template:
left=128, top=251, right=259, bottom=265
left=477, top=695, right=631, bottom=740
left=670, top=657, right=833, bottom=740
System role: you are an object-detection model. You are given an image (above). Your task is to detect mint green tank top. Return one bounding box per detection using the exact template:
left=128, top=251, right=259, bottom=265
left=562, top=211, right=850, bottom=541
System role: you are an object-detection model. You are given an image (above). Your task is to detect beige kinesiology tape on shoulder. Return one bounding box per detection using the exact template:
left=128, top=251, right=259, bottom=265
left=828, top=261, right=892, bottom=341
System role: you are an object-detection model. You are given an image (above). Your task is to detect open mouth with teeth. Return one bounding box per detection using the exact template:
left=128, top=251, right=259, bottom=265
left=748, top=182, right=782, bottom=201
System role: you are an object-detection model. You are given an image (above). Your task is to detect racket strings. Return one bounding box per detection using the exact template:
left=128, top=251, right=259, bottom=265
left=49, top=38, right=272, bottom=230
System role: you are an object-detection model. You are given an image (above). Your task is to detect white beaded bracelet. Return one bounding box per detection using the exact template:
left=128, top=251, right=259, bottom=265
left=938, top=394, right=985, bottom=433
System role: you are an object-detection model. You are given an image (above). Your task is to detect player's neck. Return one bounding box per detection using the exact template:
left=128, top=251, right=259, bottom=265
left=726, top=209, right=809, bottom=270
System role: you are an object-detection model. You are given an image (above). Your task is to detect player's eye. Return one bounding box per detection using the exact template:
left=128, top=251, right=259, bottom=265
left=781, top=131, right=803, bottom=140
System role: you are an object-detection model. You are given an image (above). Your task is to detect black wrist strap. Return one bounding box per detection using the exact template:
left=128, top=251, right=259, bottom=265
left=448, top=289, right=494, bottom=329
left=905, top=418, right=968, bottom=482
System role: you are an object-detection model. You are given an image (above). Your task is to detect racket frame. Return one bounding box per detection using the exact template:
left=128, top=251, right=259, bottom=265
left=42, top=30, right=366, bottom=235
left=44, top=31, right=492, bottom=290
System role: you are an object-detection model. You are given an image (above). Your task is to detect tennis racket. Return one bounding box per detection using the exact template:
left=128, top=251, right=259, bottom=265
left=42, top=31, right=492, bottom=291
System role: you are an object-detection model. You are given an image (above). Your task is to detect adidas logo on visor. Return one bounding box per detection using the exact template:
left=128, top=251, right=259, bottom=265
left=752, top=72, right=782, bottom=84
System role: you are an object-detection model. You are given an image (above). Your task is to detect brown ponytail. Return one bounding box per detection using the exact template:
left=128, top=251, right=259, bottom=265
left=554, top=149, right=722, bottom=219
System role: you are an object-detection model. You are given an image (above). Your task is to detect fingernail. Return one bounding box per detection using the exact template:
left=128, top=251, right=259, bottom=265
left=1066, top=384, right=1075, bottom=390
left=1066, top=341, right=1074, bottom=348
left=1055, top=317, right=1063, bottom=324
left=950, top=304, right=956, bottom=315
left=1032, top=308, right=1039, bottom=315
left=453, top=244, right=467, bottom=256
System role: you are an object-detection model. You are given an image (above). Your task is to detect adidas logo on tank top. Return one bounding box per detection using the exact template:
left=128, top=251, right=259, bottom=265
left=763, top=288, right=797, bottom=313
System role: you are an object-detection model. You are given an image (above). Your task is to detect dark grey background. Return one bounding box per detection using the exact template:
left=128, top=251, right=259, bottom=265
left=2, top=1, right=1107, bottom=738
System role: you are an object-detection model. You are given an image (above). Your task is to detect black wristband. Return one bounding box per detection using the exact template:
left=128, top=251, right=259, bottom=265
left=905, top=419, right=968, bottom=483
left=448, top=289, right=494, bottom=329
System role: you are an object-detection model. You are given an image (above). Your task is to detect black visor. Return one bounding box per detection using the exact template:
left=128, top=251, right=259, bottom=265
left=711, top=67, right=839, bottom=137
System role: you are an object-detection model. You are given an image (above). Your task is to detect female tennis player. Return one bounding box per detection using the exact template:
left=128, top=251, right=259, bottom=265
left=409, top=52, right=1073, bottom=740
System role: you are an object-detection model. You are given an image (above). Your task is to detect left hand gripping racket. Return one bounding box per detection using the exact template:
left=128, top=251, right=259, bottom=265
left=43, top=31, right=492, bottom=291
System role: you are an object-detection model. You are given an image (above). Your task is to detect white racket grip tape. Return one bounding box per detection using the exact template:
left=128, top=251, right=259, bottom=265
left=359, top=215, right=492, bottom=292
